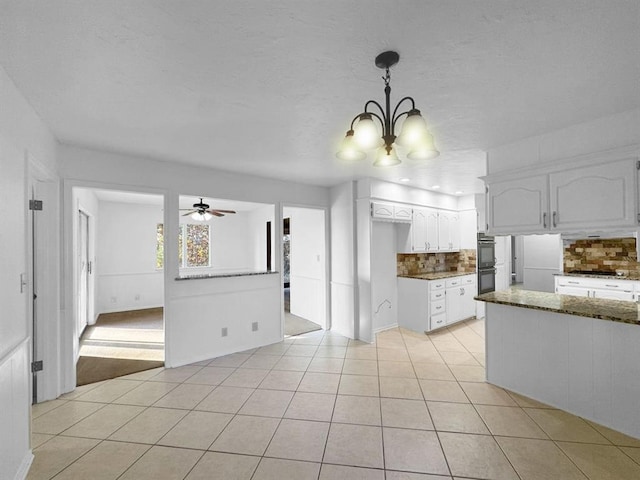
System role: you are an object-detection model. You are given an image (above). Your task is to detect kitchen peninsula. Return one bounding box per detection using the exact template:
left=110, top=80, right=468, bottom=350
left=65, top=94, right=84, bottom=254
left=476, top=289, right=640, bottom=439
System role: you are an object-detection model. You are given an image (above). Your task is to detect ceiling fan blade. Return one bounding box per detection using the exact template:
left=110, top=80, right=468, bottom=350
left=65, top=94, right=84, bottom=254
left=209, top=211, right=225, bottom=217
left=182, top=210, right=196, bottom=216
left=210, top=209, right=236, bottom=214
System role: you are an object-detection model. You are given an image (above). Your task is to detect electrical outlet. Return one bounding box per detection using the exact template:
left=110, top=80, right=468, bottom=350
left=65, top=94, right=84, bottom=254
left=221, top=327, right=228, bottom=337
left=134, top=294, right=140, bottom=301
left=252, top=322, right=258, bottom=332
left=110, top=296, right=117, bottom=303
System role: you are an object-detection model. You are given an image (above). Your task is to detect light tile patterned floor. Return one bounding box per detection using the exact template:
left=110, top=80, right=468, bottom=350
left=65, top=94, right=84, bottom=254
left=28, top=319, right=640, bottom=479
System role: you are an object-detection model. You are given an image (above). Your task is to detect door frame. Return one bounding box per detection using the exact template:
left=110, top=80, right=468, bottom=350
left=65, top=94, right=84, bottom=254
left=280, top=203, right=331, bottom=333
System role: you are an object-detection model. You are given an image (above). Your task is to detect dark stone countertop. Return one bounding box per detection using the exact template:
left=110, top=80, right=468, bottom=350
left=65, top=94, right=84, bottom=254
left=476, top=289, right=640, bottom=325
left=398, top=271, right=476, bottom=281
left=176, top=271, right=278, bottom=280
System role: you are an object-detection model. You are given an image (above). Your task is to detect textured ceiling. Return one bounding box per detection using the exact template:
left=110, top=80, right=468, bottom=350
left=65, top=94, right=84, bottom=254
left=1, top=1, right=638, bottom=195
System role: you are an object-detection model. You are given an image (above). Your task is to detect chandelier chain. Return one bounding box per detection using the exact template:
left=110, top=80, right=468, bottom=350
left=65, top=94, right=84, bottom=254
left=382, top=67, right=391, bottom=87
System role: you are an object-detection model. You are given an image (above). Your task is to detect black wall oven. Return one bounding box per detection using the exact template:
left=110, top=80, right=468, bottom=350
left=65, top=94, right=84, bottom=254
left=477, top=233, right=496, bottom=294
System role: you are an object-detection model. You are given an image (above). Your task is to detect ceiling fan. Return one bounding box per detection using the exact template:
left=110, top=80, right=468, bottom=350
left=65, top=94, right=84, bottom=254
left=179, top=198, right=236, bottom=221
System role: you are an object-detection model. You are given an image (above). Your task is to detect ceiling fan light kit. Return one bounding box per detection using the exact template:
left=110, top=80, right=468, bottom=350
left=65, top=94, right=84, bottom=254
left=336, top=50, right=439, bottom=166
left=179, top=198, right=236, bottom=221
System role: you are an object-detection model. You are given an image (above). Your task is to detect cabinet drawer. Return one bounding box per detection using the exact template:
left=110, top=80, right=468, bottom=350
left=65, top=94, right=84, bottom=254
left=430, top=312, right=447, bottom=330
left=445, top=278, right=462, bottom=288
left=430, top=290, right=446, bottom=301
left=429, top=281, right=445, bottom=291
left=431, top=299, right=446, bottom=315
left=463, top=276, right=476, bottom=285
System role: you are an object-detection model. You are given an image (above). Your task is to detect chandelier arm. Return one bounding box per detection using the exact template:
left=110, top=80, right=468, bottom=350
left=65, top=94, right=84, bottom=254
left=391, top=110, right=411, bottom=132
left=391, top=96, right=416, bottom=123
left=363, top=100, right=388, bottom=123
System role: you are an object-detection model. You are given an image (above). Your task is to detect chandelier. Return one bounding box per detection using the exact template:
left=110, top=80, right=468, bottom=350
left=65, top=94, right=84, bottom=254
left=336, top=51, right=439, bottom=167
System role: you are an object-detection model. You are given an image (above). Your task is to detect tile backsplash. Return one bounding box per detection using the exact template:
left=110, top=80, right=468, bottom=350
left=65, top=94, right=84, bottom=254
left=563, top=237, right=640, bottom=278
left=397, top=249, right=476, bottom=276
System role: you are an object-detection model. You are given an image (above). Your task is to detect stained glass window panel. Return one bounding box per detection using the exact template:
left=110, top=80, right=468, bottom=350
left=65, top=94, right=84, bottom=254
left=186, top=224, right=210, bottom=267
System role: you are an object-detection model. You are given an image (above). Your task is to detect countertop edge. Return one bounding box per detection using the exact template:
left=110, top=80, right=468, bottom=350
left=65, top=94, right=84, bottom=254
left=398, top=271, right=476, bottom=281
left=475, top=290, right=640, bottom=325
left=176, top=271, right=279, bottom=280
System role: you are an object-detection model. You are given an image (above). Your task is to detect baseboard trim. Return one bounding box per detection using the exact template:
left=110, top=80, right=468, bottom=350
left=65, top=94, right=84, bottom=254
left=373, top=323, right=398, bottom=334
left=14, top=450, right=33, bottom=480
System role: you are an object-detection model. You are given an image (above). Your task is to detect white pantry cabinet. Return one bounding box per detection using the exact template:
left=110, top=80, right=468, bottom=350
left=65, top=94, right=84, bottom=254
left=485, top=157, right=639, bottom=235
left=398, top=274, right=476, bottom=333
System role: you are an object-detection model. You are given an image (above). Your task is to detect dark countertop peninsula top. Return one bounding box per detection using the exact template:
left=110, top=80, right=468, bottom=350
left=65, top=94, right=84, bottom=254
left=176, top=271, right=278, bottom=281
left=476, top=289, right=640, bottom=325
left=398, top=271, right=476, bottom=281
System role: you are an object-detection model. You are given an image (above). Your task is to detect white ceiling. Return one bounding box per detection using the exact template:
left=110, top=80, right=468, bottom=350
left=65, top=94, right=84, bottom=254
left=2, top=1, right=639, bottom=195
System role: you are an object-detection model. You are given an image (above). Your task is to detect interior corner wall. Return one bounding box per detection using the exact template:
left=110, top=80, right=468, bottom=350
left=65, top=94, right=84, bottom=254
left=330, top=182, right=356, bottom=339
left=371, top=222, right=398, bottom=333
left=0, top=63, right=58, bottom=480
left=487, top=108, right=640, bottom=174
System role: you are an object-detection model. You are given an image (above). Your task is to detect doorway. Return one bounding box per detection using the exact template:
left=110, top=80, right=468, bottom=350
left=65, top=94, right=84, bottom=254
left=73, top=188, right=165, bottom=386
left=282, top=206, right=328, bottom=337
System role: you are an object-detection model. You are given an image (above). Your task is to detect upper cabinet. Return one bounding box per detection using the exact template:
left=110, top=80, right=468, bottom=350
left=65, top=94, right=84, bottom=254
left=485, top=156, right=639, bottom=235
left=407, top=207, right=459, bottom=253
left=371, top=201, right=412, bottom=223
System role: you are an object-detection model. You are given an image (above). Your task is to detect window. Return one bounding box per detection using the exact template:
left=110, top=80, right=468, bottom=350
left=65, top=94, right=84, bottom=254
left=156, top=223, right=210, bottom=269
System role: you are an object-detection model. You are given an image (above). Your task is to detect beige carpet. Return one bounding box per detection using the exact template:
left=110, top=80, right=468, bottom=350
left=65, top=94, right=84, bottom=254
left=77, top=308, right=164, bottom=386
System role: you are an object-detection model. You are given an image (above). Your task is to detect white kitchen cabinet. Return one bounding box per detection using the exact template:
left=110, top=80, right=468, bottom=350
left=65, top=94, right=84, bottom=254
left=555, top=275, right=637, bottom=301
left=371, top=201, right=413, bottom=223
left=411, top=208, right=428, bottom=252
left=487, top=175, right=549, bottom=234
left=425, top=208, right=439, bottom=252
left=485, top=157, right=639, bottom=235
left=437, top=211, right=460, bottom=252
left=549, top=159, right=637, bottom=231
left=398, top=274, right=476, bottom=333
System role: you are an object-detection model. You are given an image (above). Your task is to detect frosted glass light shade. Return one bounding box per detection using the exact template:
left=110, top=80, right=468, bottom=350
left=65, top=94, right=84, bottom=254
left=336, top=130, right=366, bottom=161
left=396, top=110, right=430, bottom=148
left=373, top=146, right=401, bottom=167
left=191, top=211, right=213, bottom=221
left=353, top=114, right=382, bottom=149
left=407, top=132, right=440, bottom=160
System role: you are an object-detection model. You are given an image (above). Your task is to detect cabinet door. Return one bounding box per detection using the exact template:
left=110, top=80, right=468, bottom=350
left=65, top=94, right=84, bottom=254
left=549, top=159, right=638, bottom=231
left=449, top=213, right=461, bottom=251
left=425, top=208, right=439, bottom=252
left=411, top=208, right=428, bottom=252
left=371, top=202, right=394, bottom=220
left=445, top=287, right=464, bottom=324
left=393, top=205, right=412, bottom=222
left=461, top=284, right=477, bottom=319
left=487, top=175, right=549, bottom=234
left=438, top=211, right=451, bottom=251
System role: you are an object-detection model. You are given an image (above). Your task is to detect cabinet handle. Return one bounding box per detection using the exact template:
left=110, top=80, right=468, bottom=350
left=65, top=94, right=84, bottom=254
left=567, top=281, right=579, bottom=284
left=460, top=288, right=465, bottom=295
left=543, top=212, right=547, bottom=228
left=605, top=284, right=619, bottom=288
left=552, top=211, right=557, bottom=227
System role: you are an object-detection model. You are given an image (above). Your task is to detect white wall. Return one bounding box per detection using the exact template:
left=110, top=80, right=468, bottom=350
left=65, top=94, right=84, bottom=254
left=98, top=201, right=164, bottom=313
left=247, top=205, right=276, bottom=272
left=0, top=63, right=58, bottom=479
left=487, top=108, right=640, bottom=175
left=371, top=222, right=398, bottom=333
left=330, top=182, right=356, bottom=339
left=522, top=234, right=563, bottom=292
left=284, top=206, right=327, bottom=329
left=59, top=145, right=329, bottom=373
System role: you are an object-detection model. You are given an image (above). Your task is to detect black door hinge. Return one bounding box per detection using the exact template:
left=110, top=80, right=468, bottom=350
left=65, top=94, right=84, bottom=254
left=29, top=200, right=43, bottom=211
left=31, top=360, right=43, bottom=373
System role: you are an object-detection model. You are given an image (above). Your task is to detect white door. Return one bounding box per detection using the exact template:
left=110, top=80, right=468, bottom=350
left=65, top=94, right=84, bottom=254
left=438, top=211, right=451, bottom=251
left=77, top=211, right=90, bottom=336
left=425, top=208, right=439, bottom=252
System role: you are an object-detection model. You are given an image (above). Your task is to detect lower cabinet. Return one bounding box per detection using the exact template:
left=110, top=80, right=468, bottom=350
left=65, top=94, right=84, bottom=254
left=398, top=274, right=477, bottom=333
left=554, top=276, right=636, bottom=301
